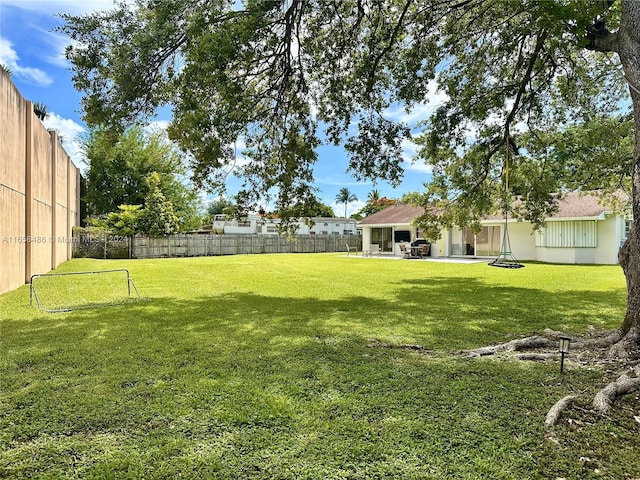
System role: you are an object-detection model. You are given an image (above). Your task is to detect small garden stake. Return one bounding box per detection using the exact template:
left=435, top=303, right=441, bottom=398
left=559, top=337, right=571, bottom=373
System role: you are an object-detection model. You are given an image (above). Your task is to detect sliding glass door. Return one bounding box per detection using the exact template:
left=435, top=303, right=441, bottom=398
left=475, top=226, right=501, bottom=256
left=371, top=228, right=393, bottom=252
left=450, top=226, right=501, bottom=256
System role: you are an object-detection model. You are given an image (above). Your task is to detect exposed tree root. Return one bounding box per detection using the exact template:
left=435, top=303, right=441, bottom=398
left=463, top=328, right=640, bottom=422
left=468, top=328, right=623, bottom=359
left=608, top=327, right=640, bottom=359
left=367, top=328, right=640, bottom=423
left=467, top=335, right=556, bottom=357
left=545, top=395, right=578, bottom=426
left=572, top=330, right=623, bottom=350
left=365, top=339, right=429, bottom=351
left=592, top=364, right=640, bottom=414
left=518, top=352, right=558, bottom=361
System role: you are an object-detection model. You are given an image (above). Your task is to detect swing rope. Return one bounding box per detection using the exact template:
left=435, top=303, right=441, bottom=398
left=489, top=129, right=524, bottom=269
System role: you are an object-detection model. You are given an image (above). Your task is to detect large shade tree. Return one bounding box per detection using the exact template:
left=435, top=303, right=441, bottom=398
left=81, top=125, right=202, bottom=231
left=60, top=2, right=640, bottom=367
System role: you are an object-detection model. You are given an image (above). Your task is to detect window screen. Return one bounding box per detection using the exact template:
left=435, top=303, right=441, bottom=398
left=538, top=221, right=597, bottom=248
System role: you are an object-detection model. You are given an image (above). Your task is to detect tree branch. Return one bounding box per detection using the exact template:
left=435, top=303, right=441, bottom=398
left=505, top=30, right=549, bottom=130
left=365, top=0, right=414, bottom=96
left=586, top=31, right=620, bottom=53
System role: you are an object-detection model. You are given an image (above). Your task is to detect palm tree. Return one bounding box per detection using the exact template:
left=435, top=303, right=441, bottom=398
left=335, top=187, right=358, bottom=218
left=32, top=101, right=48, bottom=121
left=367, top=189, right=380, bottom=202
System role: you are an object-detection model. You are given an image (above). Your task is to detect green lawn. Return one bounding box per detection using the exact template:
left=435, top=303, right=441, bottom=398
left=1, top=254, right=637, bottom=479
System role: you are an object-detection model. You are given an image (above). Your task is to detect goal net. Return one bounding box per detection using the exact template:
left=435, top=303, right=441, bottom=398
left=30, top=269, right=141, bottom=313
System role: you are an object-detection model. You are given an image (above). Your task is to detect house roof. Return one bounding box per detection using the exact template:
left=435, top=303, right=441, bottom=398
left=358, top=204, right=426, bottom=225
left=549, top=191, right=622, bottom=219
left=357, top=191, right=628, bottom=226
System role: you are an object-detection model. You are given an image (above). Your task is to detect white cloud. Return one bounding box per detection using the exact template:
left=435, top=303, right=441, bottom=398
left=0, top=37, right=52, bottom=86
left=147, top=120, right=171, bottom=132
left=1, top=0, right=119, bottom=15
left=384, top=80, right=449, bottom=126
left=41, top=29, right=76, bottom=68
left=319, top=177, right=369, bottom=188
left=332, top=199, right=365, bottom=218
left=400, top=137, right=433, bottom=175
left=1, top=1, right=117, bottom=70
left=43, top=112, right=86, bottom=169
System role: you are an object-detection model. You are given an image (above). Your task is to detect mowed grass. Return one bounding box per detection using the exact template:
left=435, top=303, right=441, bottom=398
left=1, top=254, right=637, bottom=479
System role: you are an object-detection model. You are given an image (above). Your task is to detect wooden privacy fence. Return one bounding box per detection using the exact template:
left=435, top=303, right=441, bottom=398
left=73, top=234, right=362, bottom=259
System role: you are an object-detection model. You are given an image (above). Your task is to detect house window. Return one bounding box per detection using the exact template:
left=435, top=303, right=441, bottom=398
left=538, top=221, right=597, bottom=248
left=625, top=219, right=633, bottom=240
left=266, top=226, right=278, bottom=233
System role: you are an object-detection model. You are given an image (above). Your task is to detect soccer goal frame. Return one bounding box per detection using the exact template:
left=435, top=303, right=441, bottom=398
left=30, top=268, right=141, bottom=313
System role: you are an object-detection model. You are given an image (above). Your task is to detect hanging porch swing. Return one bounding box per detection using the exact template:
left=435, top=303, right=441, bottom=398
left=489, top=130, right=524, bottom=269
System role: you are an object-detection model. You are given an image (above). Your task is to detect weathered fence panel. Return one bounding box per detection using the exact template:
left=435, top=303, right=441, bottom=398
left=73, top=233, right=361, bottom=259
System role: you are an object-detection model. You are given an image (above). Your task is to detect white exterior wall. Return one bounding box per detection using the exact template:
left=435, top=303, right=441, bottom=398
left=359, top=214, right=624, bottom=264
left=223, top=216, right=261, bottom=234
left=216, top=215, right=357, bottom=235
left=362, top=227, right=372, bottom=250
left=507, top=215, right=622, bottom=264
left=308, top=219, right=357, bottom=235
left=535, top=246, right=574, bottom=264
left=504, top=221, right=538, bottom=261
left=430, top=234, right=445, bottom=257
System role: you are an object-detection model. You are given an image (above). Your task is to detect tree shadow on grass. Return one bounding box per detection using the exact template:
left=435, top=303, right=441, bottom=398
left=0, top=273, right=631, bottom=479
left=394, top=276, right=626, bottom=346
left=3, top=273, right=626, bottom=353
left=5, top=279, right=620, bottom=352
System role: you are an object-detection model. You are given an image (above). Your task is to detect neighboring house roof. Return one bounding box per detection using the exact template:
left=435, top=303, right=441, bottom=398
left=311, top=217, right=356, bottom=223
left=358, top=191, right=629, bottom=226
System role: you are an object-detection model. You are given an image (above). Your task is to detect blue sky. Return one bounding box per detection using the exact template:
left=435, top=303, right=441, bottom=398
left=0, top=0, right=442, bottom=216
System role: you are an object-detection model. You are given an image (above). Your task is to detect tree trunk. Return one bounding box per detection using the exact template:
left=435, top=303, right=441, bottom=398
left=612, top=1, right=640, bottom=355
left=618, top=229, right=640, bottom=342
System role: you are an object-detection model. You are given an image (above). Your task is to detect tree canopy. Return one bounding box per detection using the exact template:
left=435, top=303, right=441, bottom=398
left=61, top=1, right=632, bottom=224
left=354, top=194, right=398, bottom=220
left=305, top=200, right=337, bottom=218
left=206, top=197, right=236, bottom=218
left=61, top=1, right=640, bottom=346
left=81, top=125, right=202, bottom=231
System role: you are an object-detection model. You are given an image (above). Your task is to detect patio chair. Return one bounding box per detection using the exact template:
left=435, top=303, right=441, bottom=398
left=346, top=244, right=357, bottom=256
left=365, top=244, right=381, bottom=257
left=419, top=244, right=431, bottom=258
left=399, top=244, right=411, bottom=259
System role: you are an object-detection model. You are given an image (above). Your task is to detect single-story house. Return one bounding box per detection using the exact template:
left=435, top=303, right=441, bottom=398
left=357, top=192, right=631, bottom=264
